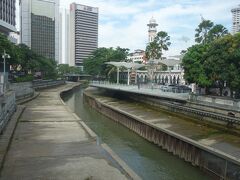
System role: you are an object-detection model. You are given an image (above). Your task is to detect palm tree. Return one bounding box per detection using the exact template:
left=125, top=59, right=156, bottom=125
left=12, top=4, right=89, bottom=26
left=195, top=20, right=214, bottom=44
left=145, top=41, right=161, bottom=60
left=155, top=31, right=171, bottom=57
left=145, top=31, right=171, bottom=60
left=208, top=24, right=229, bottom=41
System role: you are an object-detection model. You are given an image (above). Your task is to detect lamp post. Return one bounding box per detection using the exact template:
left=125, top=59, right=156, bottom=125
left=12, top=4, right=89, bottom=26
left=2, top=50, right=10, bottom=93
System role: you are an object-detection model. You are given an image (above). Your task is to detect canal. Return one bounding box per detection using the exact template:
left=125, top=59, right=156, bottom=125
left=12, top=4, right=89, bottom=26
left=63, top=87, right=210, bottom=180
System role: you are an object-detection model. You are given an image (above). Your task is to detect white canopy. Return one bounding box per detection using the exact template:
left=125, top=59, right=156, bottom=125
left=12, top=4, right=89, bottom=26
left=105, top=62, right=145, bottom=69
left=105, top=61, right=145, bottom=85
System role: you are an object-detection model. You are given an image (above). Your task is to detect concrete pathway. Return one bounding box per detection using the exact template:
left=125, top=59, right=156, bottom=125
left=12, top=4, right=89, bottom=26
left=0, top=83, right=136, bottom=180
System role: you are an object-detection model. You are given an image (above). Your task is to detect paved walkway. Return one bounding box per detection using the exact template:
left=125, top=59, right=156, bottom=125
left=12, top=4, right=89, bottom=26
left=90, top=83, right=189, bottom=101
left=0, top=83, right=136, bottom=180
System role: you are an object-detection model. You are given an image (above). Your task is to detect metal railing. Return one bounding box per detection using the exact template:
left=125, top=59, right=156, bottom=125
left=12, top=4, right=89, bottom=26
left=33, top=80, right=65, bottom=89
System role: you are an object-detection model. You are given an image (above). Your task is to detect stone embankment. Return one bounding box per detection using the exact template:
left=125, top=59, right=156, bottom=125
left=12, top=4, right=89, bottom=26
left=0, top=83, right=140, bottom=180
left=84, top=87, right=240, bottom=180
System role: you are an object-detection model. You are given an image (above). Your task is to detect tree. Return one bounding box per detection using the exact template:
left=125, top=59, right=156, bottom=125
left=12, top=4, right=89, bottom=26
left=0, top=33, right=19, bottom=68
left=195, top=20, right=229, bottom=44
left=204, top=34, right=240, bottom=97
left=195, top=20, right=214, bottom=44
left=208, top=24, right=229, bottom=42
left=145, top=31, right=171, bottom=60
left=145, top=41, right=161, bottom=60
left=155, top=31, right=171, bottom=55
left=83, top=47, right=129, bottom=77
left=182, top=44, right=212, bottom=88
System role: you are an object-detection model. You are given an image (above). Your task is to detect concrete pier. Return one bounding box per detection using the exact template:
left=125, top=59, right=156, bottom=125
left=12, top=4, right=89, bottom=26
left=0, top=83, right=139, bottom=180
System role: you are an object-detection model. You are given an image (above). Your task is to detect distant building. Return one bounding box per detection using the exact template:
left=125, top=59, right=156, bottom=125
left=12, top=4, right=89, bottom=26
left=69, top=3, right=98, bottom=69
left=137, top=56, right=185, bottom=85
left=127, top=49, right=146, bottom=64
left=147, top=17, right=158, bottom=43
left=65, top=9, right=70, bottom=64
left=231, top=5, right=240, bottom=34
left=20, top=0, right=60, bottom=63
left=0, top=0, right=17, bottom=35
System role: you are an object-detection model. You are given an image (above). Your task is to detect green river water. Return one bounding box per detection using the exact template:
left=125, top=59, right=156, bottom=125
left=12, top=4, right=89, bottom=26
left=63, top=87, right=210, bottom=180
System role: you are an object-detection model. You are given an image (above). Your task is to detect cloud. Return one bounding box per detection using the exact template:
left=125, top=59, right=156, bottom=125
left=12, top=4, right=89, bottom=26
left=16, top=0, right=239, bottom=60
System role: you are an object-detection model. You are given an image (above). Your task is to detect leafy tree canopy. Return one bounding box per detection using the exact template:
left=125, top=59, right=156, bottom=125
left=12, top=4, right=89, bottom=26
left=195, top=19, right=228, bottom=44
left=145, top=31, right=171, bottom=60
left=0, top=33, right=58, bottom=80
left=83, top=47, right=129, bottom=77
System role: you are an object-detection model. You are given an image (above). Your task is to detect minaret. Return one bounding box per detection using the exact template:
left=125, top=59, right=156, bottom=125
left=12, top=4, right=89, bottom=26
left=147, top=17, right=158, bottom=43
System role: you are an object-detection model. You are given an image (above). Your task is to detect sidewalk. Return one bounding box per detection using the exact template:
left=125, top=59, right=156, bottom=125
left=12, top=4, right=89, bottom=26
left=0, top=83, right=139, bottom=180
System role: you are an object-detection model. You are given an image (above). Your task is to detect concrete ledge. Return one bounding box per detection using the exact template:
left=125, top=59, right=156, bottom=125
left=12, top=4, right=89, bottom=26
left=78, top=121, right=98, bottom=140
left=101, top=143, right=141, bottom=180
left=16, top=92, right=40, bottom=105
left=0, top=105, right=25, bottom=173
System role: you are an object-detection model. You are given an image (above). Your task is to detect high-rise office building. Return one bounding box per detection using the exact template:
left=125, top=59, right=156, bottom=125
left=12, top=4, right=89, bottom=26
left=69, top=3, right=98, bottom=68
left=20, top=0, right=60, bottom=63
left=0, top=0, right=17, bottom=34
left=231, top=5, right=240, bottom=34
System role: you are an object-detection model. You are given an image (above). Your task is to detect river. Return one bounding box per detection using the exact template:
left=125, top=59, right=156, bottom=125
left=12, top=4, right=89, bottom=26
left=62, top=87, right=210, bottom=180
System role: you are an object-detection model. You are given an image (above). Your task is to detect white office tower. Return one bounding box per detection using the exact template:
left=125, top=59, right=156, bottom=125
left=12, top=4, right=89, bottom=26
left=69, top=3, right=98, bottom=68
left=20, top=0, right=60, bottom=63
left=231, top=5, right=240, bottom=34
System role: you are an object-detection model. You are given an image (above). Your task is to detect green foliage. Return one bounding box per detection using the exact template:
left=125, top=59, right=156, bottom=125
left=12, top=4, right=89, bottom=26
left=145, top=41, right=161, bottom=59
left=14, top=75, right=34, bottom=82
left=182, top=44, right=212, bottom=87
left=195, top=20, right=228, bottom=44
left=195, top=20, right=214, bottom=44
left=204, top=34, right=240, bottom=92
left=145, top=31, right=171, bottom=60
left=57, top=64, right=82, bottom=77
left=83, top=47, right=129, bottom=77
left=183, top=33, right=240, bottom=96
left=0, top=33, right=58, bottom=80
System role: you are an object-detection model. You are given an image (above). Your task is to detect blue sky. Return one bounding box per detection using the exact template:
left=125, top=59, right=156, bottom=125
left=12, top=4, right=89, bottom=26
left=17, top=0, right=239, bottom=57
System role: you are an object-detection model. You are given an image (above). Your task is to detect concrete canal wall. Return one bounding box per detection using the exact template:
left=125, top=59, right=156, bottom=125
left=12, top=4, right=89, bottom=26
left=0, top=91, right=16, bottom=133
left=83, top=92, right=240, bottom=180
left=9, top=80, right=65, bottom=101
left=107, top=91, right=240, bottom=132
left=9, top=82, right=34, bottom=101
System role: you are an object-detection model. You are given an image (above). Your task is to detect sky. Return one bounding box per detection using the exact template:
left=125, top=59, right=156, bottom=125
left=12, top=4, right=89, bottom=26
left=16, top=0, right=239, bottom=58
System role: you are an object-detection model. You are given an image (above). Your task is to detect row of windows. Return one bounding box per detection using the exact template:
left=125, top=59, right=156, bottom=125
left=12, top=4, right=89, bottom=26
left=75, top=21, right=98, bottom=27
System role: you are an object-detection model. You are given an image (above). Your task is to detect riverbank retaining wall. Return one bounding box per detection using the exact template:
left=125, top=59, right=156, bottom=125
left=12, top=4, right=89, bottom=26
left=109, top=91, right=240, bottom=131
left=0, top=91, right=16, bottom=133
left=9, top=82, right=34, bottom=101
left=83, top=92, right=240, bottom=180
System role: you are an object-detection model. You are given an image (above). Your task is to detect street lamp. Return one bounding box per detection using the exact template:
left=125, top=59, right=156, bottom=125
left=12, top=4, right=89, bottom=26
left=1, top=50, right=10, bottom=93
